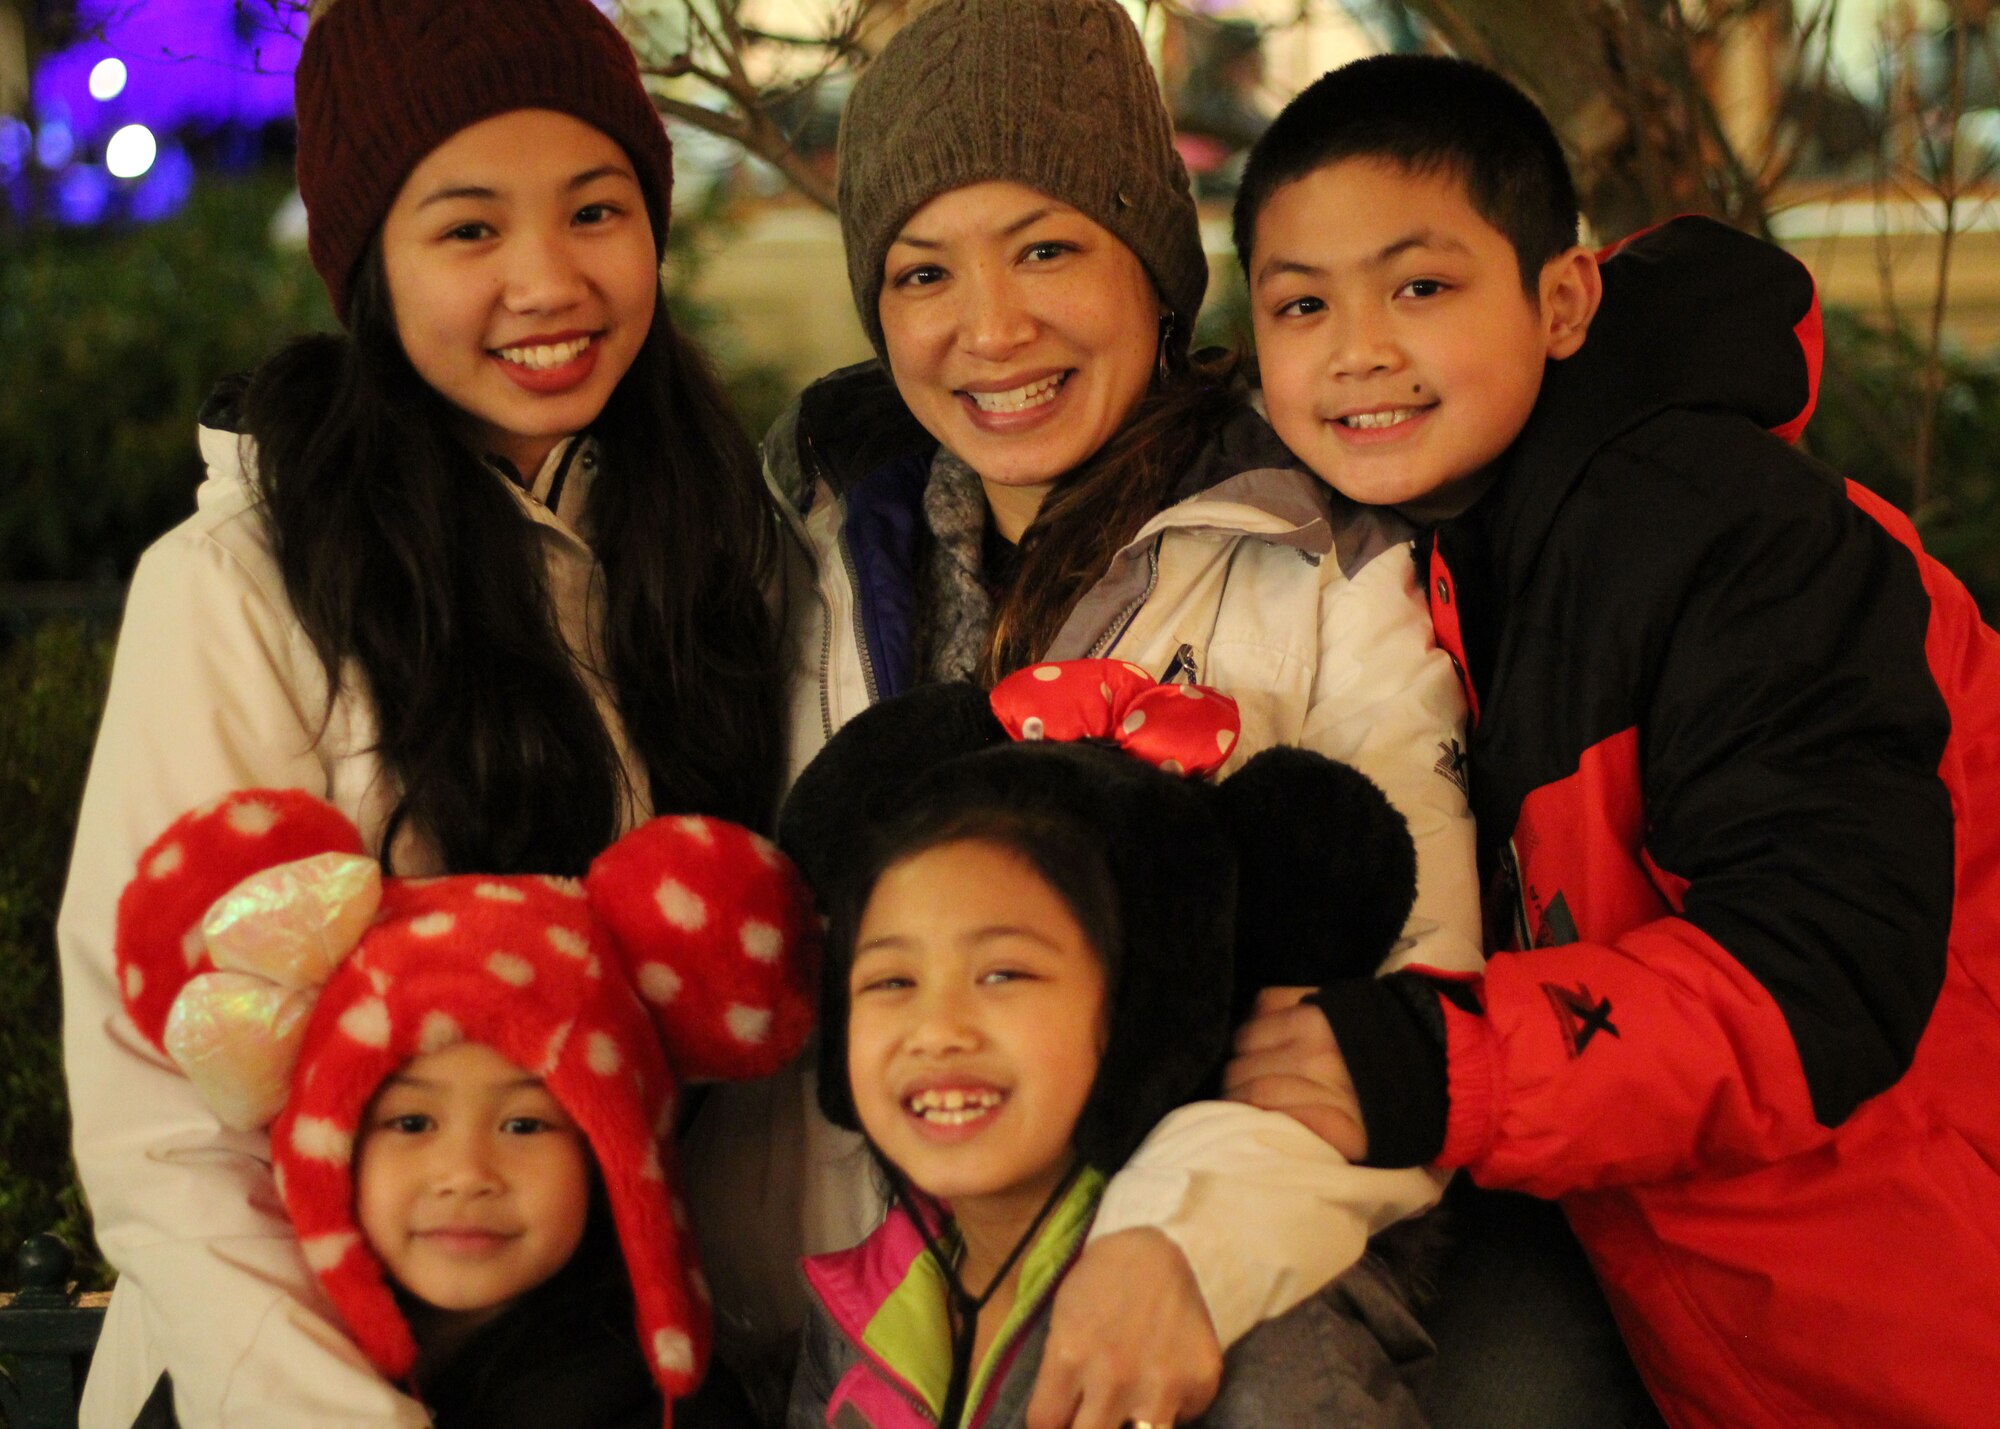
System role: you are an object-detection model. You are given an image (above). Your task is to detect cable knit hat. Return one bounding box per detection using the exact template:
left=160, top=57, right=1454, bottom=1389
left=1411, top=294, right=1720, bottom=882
left=115, top=791, right=818, bottom=1413
left=837, top=0, right=1208, bottom=361
left=294, top=0, right=676, bottom=323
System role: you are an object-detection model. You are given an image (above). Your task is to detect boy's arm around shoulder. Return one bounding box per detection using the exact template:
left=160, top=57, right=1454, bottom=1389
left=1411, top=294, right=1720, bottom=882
left=1334, top=419, right=1969, bottom=1196
left=61, top=472, right=429, bottom=1426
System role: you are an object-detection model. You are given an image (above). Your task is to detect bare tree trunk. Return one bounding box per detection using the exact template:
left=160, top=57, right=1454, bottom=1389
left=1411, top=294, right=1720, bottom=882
left=1393, top=0, right=1786, bottom=240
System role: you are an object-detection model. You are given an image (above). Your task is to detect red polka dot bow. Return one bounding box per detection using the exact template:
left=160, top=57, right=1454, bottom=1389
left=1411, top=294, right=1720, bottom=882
left=990, top=659, right=1242, bottom=778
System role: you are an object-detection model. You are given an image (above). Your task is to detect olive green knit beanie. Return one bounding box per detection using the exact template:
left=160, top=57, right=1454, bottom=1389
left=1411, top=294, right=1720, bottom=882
left=837, top=0, right=1207, bottom=362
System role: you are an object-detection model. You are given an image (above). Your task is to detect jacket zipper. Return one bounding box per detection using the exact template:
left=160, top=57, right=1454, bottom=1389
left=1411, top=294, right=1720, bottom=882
left=1158, top=643, right=1199, bottom=685
left=961, top=1230, right=1093, bottom=1428
left=799, top=426, right=880, bottom=738
left=1085, top=539, right=1163, bottom=659
left=837, top=528, right=880, bottom=704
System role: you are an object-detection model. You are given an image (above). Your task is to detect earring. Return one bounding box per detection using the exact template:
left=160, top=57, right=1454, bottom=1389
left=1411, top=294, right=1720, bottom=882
left=1155, top=312, right=1180, bottom=384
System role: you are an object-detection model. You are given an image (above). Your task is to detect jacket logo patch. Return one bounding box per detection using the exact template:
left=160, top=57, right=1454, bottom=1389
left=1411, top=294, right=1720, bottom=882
left=1542, top=981, right=1620, bottom=1057
left=1434, top=738, right=1469, bottom=796
left=1533, top=889, right=1580, bottom=947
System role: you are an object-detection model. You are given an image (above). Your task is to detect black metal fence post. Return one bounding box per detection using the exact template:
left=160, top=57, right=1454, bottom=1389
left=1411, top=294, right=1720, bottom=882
left=0, top=1235, right=105, bottom=1429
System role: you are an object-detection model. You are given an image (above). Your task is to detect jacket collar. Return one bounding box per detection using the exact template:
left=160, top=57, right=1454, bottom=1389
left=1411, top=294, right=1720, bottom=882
left=803, top=1171, right=1104, bottom=1425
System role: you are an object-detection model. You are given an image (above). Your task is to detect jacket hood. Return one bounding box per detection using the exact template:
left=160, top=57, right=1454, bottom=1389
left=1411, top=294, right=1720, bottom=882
left=1488, top=215, right=1822, bottom=581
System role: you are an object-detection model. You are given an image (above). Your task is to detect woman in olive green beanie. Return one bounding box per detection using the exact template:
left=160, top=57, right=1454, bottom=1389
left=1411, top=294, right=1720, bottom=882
left=678, top=4, right=1479, bottom=1425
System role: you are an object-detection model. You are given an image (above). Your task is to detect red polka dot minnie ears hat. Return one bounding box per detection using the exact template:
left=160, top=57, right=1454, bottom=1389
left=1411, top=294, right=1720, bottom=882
left=779, top=659, right=1420, bottom=1176
left=115, top=790, right=818, bottom=1411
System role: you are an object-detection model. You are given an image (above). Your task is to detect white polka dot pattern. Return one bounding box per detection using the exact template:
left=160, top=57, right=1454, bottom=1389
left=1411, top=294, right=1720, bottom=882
left=725, top=1004, right=771, bottom=1044
left=290, top=1115, right=351, bottom=1164
left=587, top=1031, right=623, bottom=1074
left=739, top=920, right=784, bottom=963
left=639, top=962, right=683, bottom=1004
left=540, top=1022, right=572, bottom=1076
left=225, top=801, right=280, bottom=836
left=654, top=1329, right=695, bottom=1376
left=338, top=998, right=391, bottom=1048
left=301, top=1231, right=359, bottom=1273
left=654, top=879, right=708, bottom=931
left=485, top=953, right=534, bottom=987
left=409, top=912, right=455, bottom=939
left=418, top=1012, right=462, bottom=1053
left=475, top=882, right=526, bottom=903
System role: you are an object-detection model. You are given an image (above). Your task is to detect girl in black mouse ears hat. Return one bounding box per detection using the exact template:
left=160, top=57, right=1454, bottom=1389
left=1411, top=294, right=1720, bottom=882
left=777, top=660, right=1438, bottom=1429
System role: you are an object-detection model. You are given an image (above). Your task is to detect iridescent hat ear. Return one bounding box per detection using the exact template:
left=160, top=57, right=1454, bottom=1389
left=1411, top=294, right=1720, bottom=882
left=116, top=790, right=368, bottom=1050
left=586, top=815, right=820, bottom=1083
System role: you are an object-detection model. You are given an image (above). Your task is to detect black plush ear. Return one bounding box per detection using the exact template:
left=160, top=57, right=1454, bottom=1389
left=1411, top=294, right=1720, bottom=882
left=1213, top=747, right=1417, bottom=1014
left=777, top=681, right=1007, bottom=896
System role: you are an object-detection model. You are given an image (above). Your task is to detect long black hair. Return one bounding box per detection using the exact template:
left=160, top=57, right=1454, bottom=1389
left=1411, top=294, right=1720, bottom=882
left=242, top=246, right=783, bottom=875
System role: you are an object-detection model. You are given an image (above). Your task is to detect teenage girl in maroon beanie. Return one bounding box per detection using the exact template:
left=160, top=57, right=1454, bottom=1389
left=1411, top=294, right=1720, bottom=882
left=58, top=1, right=783, bottom=1424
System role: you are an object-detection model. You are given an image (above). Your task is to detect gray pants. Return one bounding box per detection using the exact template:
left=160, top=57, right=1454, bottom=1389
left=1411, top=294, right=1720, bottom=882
left=1415, top=1185, right=1666, bottom=1429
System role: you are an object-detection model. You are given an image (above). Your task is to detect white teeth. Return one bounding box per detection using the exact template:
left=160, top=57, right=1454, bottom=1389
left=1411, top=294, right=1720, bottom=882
left=966, top=374, right=1064, bottom=414
left=1340, top=407, right=1422, bottom=431
left=906, top=1087, right=1004, bottom=1123
left=497, top=335, right=593, bottom=370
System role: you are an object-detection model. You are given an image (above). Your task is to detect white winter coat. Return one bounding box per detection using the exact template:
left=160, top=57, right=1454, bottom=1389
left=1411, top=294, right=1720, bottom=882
left=57, top=426, right=640, bottom=1428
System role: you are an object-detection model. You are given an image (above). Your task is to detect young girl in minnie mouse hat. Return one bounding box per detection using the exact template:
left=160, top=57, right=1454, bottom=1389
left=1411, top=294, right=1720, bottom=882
left=777, top=661, right=1439, bottom=1429
left=114, top=793, right=817, bottom=1429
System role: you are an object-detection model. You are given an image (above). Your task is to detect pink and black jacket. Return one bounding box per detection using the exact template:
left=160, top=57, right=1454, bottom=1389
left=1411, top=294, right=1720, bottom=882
left=1317, top=216, right=2000, bottom=1428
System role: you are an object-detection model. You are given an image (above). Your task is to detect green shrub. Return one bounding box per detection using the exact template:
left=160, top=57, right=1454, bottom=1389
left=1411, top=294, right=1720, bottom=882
left=0, top=174, right=335, bottom=583
left=0, top=622, right=115, bottom=1291
left=0, top=168, right=791, bottom=584
left=1806, top=310, right=2000, bottom=618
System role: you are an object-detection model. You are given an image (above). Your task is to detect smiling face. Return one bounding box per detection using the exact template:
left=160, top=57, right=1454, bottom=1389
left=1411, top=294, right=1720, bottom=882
left=1249, top=157, right=1599, bottom=518
left=379, top=108, right=660, bottom=479
left=847, top=838, right=1109, bottom=1228
left=354, top=1042, right=591, bottom=1329
left=877, top=181, right=1164, bottom=540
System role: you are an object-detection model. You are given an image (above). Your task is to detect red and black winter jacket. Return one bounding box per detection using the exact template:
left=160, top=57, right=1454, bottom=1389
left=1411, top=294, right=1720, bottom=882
left=1318, top=217, right=2000, bottom=1428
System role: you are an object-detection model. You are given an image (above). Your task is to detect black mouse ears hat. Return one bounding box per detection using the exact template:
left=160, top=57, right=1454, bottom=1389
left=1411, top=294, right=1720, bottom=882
left=778, top=659, right=1417, bottom=1175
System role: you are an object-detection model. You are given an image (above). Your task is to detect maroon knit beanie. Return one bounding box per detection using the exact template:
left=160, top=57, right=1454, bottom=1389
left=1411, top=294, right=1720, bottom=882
left=295, top=0, right=675, bottom=325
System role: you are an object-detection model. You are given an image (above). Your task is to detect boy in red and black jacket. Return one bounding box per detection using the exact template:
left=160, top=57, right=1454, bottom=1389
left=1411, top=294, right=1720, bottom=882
left=1226, top=53, right=2000, bottom=1429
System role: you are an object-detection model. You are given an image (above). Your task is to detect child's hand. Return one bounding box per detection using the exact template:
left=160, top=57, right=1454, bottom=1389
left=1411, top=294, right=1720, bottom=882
left=1224, top=986, right=1368, bottom=1161
left=1026, top=1229, right=1222, bottom=1429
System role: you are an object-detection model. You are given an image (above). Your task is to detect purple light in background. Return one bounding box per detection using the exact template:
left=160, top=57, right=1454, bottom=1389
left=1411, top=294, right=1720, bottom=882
left=130, top=143, right=198, bottom=222
left=57, top=164, right=113, bottom=224
left=0, top=117, right=31, bottom=178
left=36, top=119, right=76, bottom=169
left=34, top=0, right=305, bottom=148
